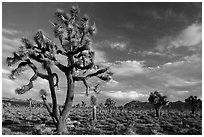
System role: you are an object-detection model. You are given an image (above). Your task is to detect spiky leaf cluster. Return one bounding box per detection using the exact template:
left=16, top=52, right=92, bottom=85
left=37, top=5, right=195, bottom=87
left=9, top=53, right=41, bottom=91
left=148, top=91, right=169, bottom=108
left=104, top=98, right=116, bottom=109
left=6, top=30, right=57, bottom=77
left=51, top=6, right=100, bottom=73
left=39, top=89, right=48, bottom=100
left=90, top=95, right=97, bottom=106
left=81, top=101, right=86, bottom=107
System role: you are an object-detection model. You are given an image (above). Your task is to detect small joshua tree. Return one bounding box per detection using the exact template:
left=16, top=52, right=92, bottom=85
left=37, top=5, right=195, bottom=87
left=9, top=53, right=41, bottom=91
left=81, top=101, right=86, bottom=108
left=6, top=6, right=113, bottom=134
left=148, top=91, right=169, bottom=117
left=185, top=95, right=201, bottom=114
left=27, top=98, right=33, bottom=115
left=104, top=98, right=116, bottom=112
left=118, top=105, right=123, bottom=113
left=39, top=89, right=58, bottom=123
left=90, top=95, right=97, bottom=123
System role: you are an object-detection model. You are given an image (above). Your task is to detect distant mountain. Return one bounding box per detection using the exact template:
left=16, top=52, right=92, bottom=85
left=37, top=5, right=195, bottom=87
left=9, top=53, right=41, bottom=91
left=3, top=97, right=25, bottom=102
left=2, top=97, right=43, bottom=107
left=124, top=100, right=202, bottom=111
left=124, top=100, right=151, bottom=109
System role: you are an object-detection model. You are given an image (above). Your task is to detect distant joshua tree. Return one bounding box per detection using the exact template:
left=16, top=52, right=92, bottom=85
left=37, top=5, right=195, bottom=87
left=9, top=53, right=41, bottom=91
left=148, top=91, right=169, bottom=117
left=81, top=101, right=86, bottom=108
left=104, top=98, right=116, bottom=112
left=118, top=105, right=124, bottom=112
left=27, top=98, right=33, bottom=115
left=76, top=103, right=80, bottom=108
left=6, top=6, right=113, bottom=134
left=185, top=95, right=201, bottom=114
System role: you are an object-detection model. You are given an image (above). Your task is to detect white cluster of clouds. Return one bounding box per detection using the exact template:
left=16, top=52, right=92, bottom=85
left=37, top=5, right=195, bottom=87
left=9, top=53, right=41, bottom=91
left=156, top=23, right=202, bottom=52
left=102, top=51, right=201, bottom=101
left=103, top=90, right=148, bottom=100
left=110, top=60, right=146, bottom=77
left=2, top=28, right=23, bottom=35
left=109, top=41, right=127, bottom=51
left=2, top=67, right=49, bottom=100
left=94, top=40, right=127, bottom=51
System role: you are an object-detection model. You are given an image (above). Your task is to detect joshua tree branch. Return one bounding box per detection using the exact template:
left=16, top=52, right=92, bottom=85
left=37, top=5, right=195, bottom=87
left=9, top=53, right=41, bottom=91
left=56, top=49, right=67, bottom=56
left=15, top=73, right=38, bottom=94
left=86, top=67, right=109, bottom=79
left=29, top=54, right=44, bottom=63
left=67, top=45, right=89, bottom=55
left=73, top=76, right=101, bottom=96
left=73, top=61, right=94, bottom=70
left=37, top=72, right=49, bottom=80
left=46, top=67, right=60, bottom=121
left=54, top=61, right=67, bottom=73
left=28, top=60, right=49, bottom=80
left=42, top=96, right=52, bottom=115
left=41, top=96, right=57, bottom=124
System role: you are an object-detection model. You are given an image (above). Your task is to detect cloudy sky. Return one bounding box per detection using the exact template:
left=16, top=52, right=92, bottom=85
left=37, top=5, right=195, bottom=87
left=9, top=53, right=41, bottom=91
left=2, top=2, right=202, bottom=105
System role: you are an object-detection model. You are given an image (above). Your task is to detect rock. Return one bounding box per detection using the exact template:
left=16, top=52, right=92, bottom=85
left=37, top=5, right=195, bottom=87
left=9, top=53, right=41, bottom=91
left=13, top=118, right=21, bottom=124
left=67, top=124, right=75, bottom=131
left=126, top=128, right=137, bottom=135
left=2, top=128, right=11, bottom=135
left=34, top=124, right=53, bottom=135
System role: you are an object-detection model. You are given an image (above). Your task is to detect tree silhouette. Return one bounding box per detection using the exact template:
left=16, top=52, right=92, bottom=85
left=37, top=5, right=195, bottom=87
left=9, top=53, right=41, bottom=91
left=81, top=101, right=86, bottom=108
left=104, top=98, right=116, bottom=112
left=185, top=95, right=201, bottom=114
left=6, top=5, right=113, bottom=134
left=27, top=98, right=33, bottom=115
left=148, top=91, right=169, bottom=117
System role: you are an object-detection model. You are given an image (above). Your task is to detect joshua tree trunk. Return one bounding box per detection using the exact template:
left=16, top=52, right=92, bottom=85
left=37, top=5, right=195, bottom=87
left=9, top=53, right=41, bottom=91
left=92, top=105, right=97, bottom=122
left=29, top=101, right=32, bottom=115
left=57, top=72, right=75, bottom=134
left=155, top=106, right=162, bottom=117
left=47, top=68, right=60, bottom=122
left=191, top=106, right=195, bottom=114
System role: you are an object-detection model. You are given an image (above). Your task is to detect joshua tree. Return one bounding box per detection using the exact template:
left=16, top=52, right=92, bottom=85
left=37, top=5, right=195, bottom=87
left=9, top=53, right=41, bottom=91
left=90, top=95, right=97, bottom=123
left=104, top=98, right=116, bottom=112
left=185, top=95, right=201, bottom=114
left=39, top=89, right=58, bottom=124
left=27, top=98, right=33, bottom=115
left=148, top=91, right=169, bottom=117
left=118, top=105, right=124, bottom=112
left=81, top=101, right=86, bottom=108
left=76, top=103, right=80, bottom=108
left=6, top=6, right=113, bottom=134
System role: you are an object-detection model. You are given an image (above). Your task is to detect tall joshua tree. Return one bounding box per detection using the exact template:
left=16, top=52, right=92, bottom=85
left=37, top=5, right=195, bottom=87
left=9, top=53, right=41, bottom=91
left=90, top=95, right=97, bottom=123
left=6, top=6, right=113, bottom=134
left=148, top=91, right=169, bottom=117
left=185, top=95, right=201, bottom=114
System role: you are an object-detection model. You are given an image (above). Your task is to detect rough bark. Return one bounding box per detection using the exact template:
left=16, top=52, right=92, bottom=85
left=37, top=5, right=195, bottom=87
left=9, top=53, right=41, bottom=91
left=191, top=106, right=195, bottom=114
left=92, top=105, right=97, bottom=121
left=57, top=72, right=75, bottom=134
left=155, top=106, right=162, bottom=117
